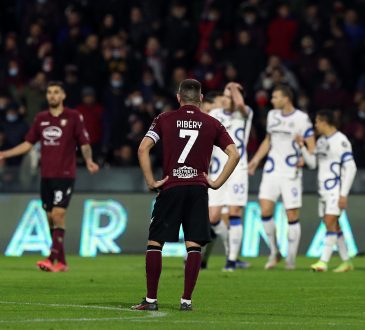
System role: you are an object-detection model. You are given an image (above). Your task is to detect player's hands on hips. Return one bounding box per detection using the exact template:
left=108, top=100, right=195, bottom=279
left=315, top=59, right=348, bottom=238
left=86, top=160, right=100, bottom=174
left=203, top=172, right=220, bottom=190
left=248, top=159, right=258, bottom=176
left=338, top=196, right=347, bottom=209
left=147, top=176, right=169, bottom=192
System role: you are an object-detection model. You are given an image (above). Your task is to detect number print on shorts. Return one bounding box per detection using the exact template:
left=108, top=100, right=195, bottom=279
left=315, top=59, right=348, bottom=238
left=54, top=190, right=63, bottom=204
left=178, top=129, right=199, bottom=163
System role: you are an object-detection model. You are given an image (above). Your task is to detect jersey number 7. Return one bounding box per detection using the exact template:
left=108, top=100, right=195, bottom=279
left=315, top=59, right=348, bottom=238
left=178, top=129, right=198, bottom=163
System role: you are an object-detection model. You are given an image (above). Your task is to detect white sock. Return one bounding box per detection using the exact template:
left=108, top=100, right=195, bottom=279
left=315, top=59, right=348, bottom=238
left=146, top=297, right=157, bottom=303
left=262, top=216, right=278, bottom=256
left=211, top=220, right=229, bottom=256
left=228, top=217, right=243, bottom=261
left=287, top=221, right=301, bottom=265
left=181, top=298, right=191, bottom=305
left=337, top=232, right=349, bottom=261
left=320, top=232, right=337, bottom=263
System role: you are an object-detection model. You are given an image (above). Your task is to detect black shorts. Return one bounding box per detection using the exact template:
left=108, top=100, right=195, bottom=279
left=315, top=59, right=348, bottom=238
left=40, top=178, right=75, bottom=212
left=149, top=185, right=211, bottom=246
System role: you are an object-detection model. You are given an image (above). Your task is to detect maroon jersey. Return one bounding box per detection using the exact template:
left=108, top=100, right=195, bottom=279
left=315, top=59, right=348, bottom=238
left=25, top=108, right=90, bottom=178
left=146, top=105, right=234, bottom=190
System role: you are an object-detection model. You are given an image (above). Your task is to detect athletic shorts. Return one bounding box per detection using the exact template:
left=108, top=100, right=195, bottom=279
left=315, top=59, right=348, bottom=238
left=41, top=178, right=75, bottom=212
left=258, top=174, right=302, bottom=209
left=208, top=169, right=248, bottom=207
left=319, top=192, right=341, bottom=217
left=149, top=185, right=211, bottom=245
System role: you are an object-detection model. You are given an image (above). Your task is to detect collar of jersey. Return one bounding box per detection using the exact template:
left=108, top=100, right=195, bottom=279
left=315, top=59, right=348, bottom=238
left=180, top=105, right=201, bottom=112
left=280, top=109, right=297, bottom=117
left=325, top=130, right=339, bottom=139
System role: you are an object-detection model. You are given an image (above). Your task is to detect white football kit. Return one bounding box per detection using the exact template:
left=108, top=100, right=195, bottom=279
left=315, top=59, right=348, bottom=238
left=208, top=107, right=253, bottom=207
left=302, top=131, right=357, bottom=217
left=259, top=109, right=314, bottom=209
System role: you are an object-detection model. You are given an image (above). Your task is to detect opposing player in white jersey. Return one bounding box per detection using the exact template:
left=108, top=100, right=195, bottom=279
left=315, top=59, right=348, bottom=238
left=208, top=82, right=253, bottom=271
left=248, top=85, right=315, bottom=270
left=296, top=110, right=357, bottom=272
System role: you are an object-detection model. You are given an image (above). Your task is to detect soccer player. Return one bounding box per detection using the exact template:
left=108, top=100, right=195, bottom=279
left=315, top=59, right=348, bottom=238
left=248, top=85, right=315, bottom=270
left=0, top=81, right=99, bottom=272
left=207, top=83, right=253, bottom=271
left=296, top=110, right=357, bottom=272
left=132, top=79, right=239, bottom=311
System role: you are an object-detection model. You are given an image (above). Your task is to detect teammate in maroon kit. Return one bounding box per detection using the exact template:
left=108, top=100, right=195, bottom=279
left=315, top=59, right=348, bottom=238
left=0, top=81, right=99, bottom=272
left=132, top=79, right=240, bottom=311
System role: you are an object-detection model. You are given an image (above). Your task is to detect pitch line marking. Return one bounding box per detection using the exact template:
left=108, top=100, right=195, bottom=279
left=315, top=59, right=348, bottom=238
left=0, top=301, right=167, bottom=318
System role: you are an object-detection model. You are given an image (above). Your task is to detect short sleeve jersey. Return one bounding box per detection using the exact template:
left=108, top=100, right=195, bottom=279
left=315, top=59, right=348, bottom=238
left=264, top=109, right=313, bottom=178
left=209, top=106, right=253, bottom=179
left=145, top=105, right=234, bottom=190
left=25, top=108, right=90, bottom=178
left=316, top=131, right=354, bottom=194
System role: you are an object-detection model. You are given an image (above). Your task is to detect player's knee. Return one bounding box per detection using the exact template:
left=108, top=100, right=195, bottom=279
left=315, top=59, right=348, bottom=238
left=51, top=208, right=66, bottom=223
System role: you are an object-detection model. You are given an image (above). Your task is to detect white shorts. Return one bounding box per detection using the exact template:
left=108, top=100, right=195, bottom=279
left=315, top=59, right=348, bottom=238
left=208, top=168, right=248, bottom=207
left=258, top=174, right=302, bottom=209
left=319, top=193, right=341, bottom=217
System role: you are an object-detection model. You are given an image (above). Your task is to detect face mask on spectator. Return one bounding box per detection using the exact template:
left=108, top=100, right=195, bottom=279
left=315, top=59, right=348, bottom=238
left=112, top=49, right=121, bottom=59
left=131, top=96, right=143, bottom=106
left=8, top=68, right=18, bottom=76
left=111, top=80, right=122, bottom=88
left=358, top=111, right=365, bottom=119
left=6, top=114, right=18, bottom=122
left=262, top=77, right=273, bottom=90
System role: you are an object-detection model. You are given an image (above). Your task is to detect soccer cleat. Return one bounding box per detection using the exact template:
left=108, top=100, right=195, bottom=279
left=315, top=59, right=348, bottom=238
left=264, top=253, right=282, bottom=270
left=285, top=263, right=296, bottom=270
left=236, top=259, right=251, bottom=269
left=222, top=260, right=236, bottom=272
left=180, top=302, right=192, bottom=311
left=36, top=259, right=54, bottom=272
left=310, top=260, right=328, bottom=272
left=131, top=298, right=158, bottom=311
left=333, top=261, right=354, bottom=273
left=52, top=262, right=69, bottom=272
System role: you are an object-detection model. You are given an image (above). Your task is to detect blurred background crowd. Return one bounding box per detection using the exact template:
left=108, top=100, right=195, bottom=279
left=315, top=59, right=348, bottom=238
left=1, top=0, right=365, bottom=176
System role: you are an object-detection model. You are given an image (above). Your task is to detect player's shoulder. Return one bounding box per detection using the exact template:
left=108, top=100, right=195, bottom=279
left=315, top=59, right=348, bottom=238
left=154, top=110, right=177, bottom=122
left=294, top=109, right=311, bottom=120
left=267, top=108, right=280, bottom=117
left=208, top=107, right=224, bottom=118
left=334, top=131, right=351, bottom=146
left=64, top=107, right=80, bottom=117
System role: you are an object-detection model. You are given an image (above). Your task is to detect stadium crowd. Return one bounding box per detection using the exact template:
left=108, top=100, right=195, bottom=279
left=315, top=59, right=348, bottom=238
left=1, top=0, right=365, bottom=173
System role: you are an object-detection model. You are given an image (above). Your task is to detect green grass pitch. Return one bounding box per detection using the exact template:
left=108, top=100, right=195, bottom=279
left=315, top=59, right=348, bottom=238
left=0, top=256, right=365, bottom=329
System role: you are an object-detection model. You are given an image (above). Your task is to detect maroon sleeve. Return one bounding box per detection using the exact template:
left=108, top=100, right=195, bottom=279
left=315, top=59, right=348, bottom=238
left=75, top=113, right=90, bottom=145
left=25, top=115, right=40, bottom=144
left=145, top=114, right=162, bottom=144
left=215, top=122, right=234, bottom=151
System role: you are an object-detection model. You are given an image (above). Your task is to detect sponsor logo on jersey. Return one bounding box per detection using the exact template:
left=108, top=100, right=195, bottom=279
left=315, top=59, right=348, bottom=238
left=40, top=121, right=50, bottom=126
left=42, top=126, right=62, bottom=146
left=173, top=166, right=198, bottom=179
left=60, top=119, right=67, bottom=127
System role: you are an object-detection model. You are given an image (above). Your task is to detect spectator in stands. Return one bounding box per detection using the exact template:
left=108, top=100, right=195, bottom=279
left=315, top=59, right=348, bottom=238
left=266, top=3, right=298, bottom=62
left=191, top=51, right=222, bottom=91
left=76, top=34, right=106, bottom=92
left=63, top=65, right=82, bottom=108
left=76, top=87, right=104, bottom=160
left=129, top=7, right=148, bottom=52
left=144, top=36, right=165, bottom=87
left=233, top=30, right=264, bottom=97
left=103, top=71, right=128, bottom=152
left=1, top=102, right=28, bottom=166
left=314, top=71, right=350, bottom=111
left=21, top=71, right=47, bottom=124
left=112, top=143, right=138, bottom=167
